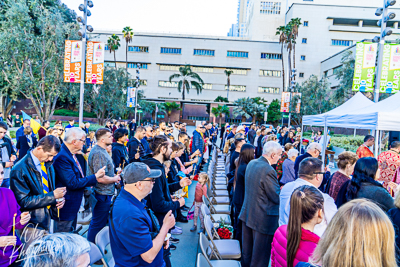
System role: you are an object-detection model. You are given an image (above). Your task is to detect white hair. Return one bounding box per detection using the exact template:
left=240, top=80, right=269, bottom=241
left=64, top=127, right=86, bottom=144
left=288, top=148, right=299, bottom=158
left=262, top=141, right=282, bottom=156
left=23, top=233, right=90, bottom=267
left=307, top=142, right=322, bottom=152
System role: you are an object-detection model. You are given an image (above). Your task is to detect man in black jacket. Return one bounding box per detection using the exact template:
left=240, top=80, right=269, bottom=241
left=0, top=122, right=17, bottom=188
left=141, top=135, right=191, bottom=267
left=128, top=119, right=137, bottom=139
left=247, top=123, right=256, bottom=145
left=10, top=136, right=66, bottom=246
left=112, top=128, right=129, bottom=171
left=127, top=126, right=145, bottom=163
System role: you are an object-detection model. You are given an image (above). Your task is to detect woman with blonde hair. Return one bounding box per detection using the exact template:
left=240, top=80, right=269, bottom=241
left=53, top=125, right=65, bottom=144
left=297, top=199, right=397, bottom=267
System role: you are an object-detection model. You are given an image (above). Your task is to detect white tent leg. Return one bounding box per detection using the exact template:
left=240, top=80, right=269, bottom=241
left=374, top=130, right=380, bottom=158
left=321, top=121, right=328, bottom=166
left=300, top=122, right=304, bottom=153
left=354, top=128, right=356, bottom=137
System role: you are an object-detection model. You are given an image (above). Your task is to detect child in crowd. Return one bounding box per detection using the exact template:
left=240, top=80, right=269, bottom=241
left=271, top=185, right=324, bottom=267
left=190, top=172, right=209, bottom=233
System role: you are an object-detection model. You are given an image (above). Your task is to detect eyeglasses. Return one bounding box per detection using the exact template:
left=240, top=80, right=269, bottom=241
left=74, top=138, right=86, bottom=143
left=314, top=172, right=326, bottom=175
left=141, top=178, right=156, bottom=182
left=315, top=148, right=321, bottom=154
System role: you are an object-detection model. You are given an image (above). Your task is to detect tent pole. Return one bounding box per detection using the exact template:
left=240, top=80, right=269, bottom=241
left=354, top=128, right=356, bottom=137
left=374, top=130, right=380, bottom=158
left=300, top=122, right=304, bottom=153
left=321, top=119, right=328, bottom=166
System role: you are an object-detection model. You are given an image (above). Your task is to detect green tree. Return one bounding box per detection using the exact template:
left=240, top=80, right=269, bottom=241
left=332, top=50, right=356, bottom=106
left=122, top=26, right=134, bottom=71
left=276, top=25, right=289, bottom=91
left=224, top=70, right=233, bottom=101
left=169, top=65, right=204, bottom=100
left=107, top=34, right=121, bottom=66
left=288, top=18, right=302, bottom=72
left=211, top=105, right=230, bottom=125
left=85, top=67, right=132, bottom=124
left=159, top=102, right=181, bottom=122
left=0, top=0, right=79, bottom=121
left=214, top=96, right=228, bottom=102
left=267, top=99, right=282, bottom=124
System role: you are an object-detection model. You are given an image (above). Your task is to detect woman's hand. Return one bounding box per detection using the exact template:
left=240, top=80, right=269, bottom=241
left=388, top=182, right=398, bottom=193
left=0, top=236, right=17, bottom=247
left=20, top=212, right=31, bottom=226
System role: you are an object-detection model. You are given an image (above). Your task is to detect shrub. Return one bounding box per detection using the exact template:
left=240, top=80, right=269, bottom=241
left=53, top=109, right=97, bottom=118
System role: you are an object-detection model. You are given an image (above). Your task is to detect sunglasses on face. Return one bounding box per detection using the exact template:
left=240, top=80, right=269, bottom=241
left=141, top=178, right=156, bottom=182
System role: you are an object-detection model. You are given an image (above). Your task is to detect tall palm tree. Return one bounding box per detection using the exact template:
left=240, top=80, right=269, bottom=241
left=289, top=18, right=302, bottom=73
left=122, top=26, right=134, bottom=71
left=276, top=26, right=288, bottom=91
left=224, top=70, right=233, bottom=101
left=211, top=105, right=230, bottom=125
left=169, top=65, right=204, bottom=119
left=107, top=34, right=121, bottom=67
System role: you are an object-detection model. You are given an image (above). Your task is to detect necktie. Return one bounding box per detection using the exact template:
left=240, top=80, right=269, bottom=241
left=40, top=162, right=50, bottom=209
left=72, top=154, right=85, bottom=178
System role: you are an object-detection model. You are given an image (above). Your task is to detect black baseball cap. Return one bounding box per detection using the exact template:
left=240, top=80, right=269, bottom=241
left=123, top=162, right=162, bottom=184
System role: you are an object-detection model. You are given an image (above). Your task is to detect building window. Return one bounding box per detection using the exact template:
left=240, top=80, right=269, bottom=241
left=158, top=81, right=178, bottom=88
left=159, top=65, right=180, bottom=71
left=299, top=72, right=304, bottom=78
left=331, top=40, right=353, bottom=46
left=225, top=85, right=246, bottom=92
left=202, top=84, right=213, bottom=90
left=194, top=49, right=215, bottom=56
left=259, top=70, right=281, bottom=77
left=300, top=55, right=306, bottom=61
left=128, top=46, right=149, bottom=53
left=188, top=116, right=209, bottom=121
left=333, top=65, right=343, bottom=75
left=261, top=53, right=282, bottom=60
left=226, top=68, right=247, bottom=75
left=104, top=62, right=115, bottom=67
left=138, top=80, right=147, bottom=86
left=227, top=51, right=248, bottom=58
left=303, top=21, right=309, bottom=26
left=104, top=45, right=109, bottom=51
left=260, top=2, right=281, bottom=14
left=191, top=67, right=214, bottom=73
left=302, top=38, right=307, bottom=44
left=258, top=87, right=280, bottom=94
left=160, top=47, right=181, bottom=54
left=128, top=63, right=148, bottom=69
left=323, top=70, right=328, bottom=78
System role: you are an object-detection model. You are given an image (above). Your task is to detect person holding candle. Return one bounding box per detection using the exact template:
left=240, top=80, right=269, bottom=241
left=127, top=126, right=146, bottom=163
left=0, top=164, right=31, bottom=267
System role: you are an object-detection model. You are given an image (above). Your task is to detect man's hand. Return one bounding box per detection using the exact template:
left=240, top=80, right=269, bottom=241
left=389, top=182, right=399, bottom=192
left=95, top=166, right=106, bottom=179
left=53, top=187, right=66, bottom=199
left=178, top=197, right=185, bottom=207
left=191, top=157, right=198, bottom=164
left=5, top=162, right=13, bottom=168
left=324, top=166, right=331, bottom=173
left=56, top=198, right=65, bottom=209
left=114, top=175, right=121, bottom=183
left=0, top=236, right=17, bottom=247
left=162, top=210, right=176, bottom=230
left=135, top=152, right=140, bottom=159
left=163, top=239, right=170, bottom=249
left=180, top=177, right=192, bottom=187
left=20, top=211, right=31, bottom=226
left=10, top=155, right=16, bottom=162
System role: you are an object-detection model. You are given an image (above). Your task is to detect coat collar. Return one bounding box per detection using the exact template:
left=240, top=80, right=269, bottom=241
left=301, top=228, right=320, bottom=244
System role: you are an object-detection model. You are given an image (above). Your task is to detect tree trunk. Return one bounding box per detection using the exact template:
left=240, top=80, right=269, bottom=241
left=219, top=115, right=222, bottom=126
left=180, top=83, right=185, bottom=122
left=281, top=44, right=285, bottom=91
left=114, top=50, right=117, bottom=68
left=227, top=78, right=230, bottom=101
left=241, top=115, right=246, bottom=122
left=252, top=115, right=256, bottom=123
left=288, top=48, right=292, bottom=85
left=126, top=41, right=128, bottom=71
left=293, top=42, right=296, bottom=72
left=168, top=111, right=172, bottom=122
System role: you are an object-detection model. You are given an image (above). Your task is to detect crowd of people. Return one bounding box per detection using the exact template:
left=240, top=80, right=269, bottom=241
left=2, top=116, right=400, bottom=267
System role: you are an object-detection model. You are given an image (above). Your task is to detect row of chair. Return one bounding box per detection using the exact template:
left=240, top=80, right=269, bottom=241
left=197, top=146, right=241, bottom=266
left=89, top=226, right=115, bottom=267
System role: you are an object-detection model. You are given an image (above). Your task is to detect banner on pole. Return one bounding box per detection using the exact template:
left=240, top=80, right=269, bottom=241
left=378, top=43, right=400, bottom=94
left=292, top=92, right=302, bottom=113
left=85, top=41, right=105, bottom=84
left=352, top=42, right=377, bottom=92
left=280, top=92, right=291, bottom=112
left=64, top=40, right=82, bottom=83
left=127, top=87, right=136, bottom=107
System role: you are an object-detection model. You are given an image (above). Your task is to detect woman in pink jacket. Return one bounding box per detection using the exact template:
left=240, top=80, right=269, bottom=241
left=271, top=185, right=324, bottom=267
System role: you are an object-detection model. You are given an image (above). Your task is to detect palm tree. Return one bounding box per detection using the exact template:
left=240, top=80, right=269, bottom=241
left=169, top=65, right=204, bottom=120
left=107, top=34, right=121, bottom=67
left=160, top=102, right=181, bottom=122
left=224, top=70, right=233, bottom=101
left=215, top=96, right=228, bottom=102
left=233, top=98, right=252, bottom=122
left=122, top=26, right=134, bottom=71
left=211, top=105, right=230, bottom=125
left=288, top=18, right=302, bottom=73
left=276, top=26, right=288, bottom=91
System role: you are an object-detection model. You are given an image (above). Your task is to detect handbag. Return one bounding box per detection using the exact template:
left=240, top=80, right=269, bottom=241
left=187, top=204, right=195, bottom=220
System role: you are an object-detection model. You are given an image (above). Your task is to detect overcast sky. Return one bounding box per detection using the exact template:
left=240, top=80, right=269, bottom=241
left=63, top=0, right=238, bottom=36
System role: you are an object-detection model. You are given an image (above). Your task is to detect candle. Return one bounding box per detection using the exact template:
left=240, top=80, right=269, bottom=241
left=57, top=207, right=60, bottom=218
left=13, top=213, right=16, bottom=237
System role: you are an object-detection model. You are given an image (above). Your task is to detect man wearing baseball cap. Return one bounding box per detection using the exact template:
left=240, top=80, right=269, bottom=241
left=110, top=162, right=176, bottom=267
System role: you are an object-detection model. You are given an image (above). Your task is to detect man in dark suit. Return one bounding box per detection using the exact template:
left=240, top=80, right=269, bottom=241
left=127, top=126, right=146, bottom=163
left=239, top=141, right=282, bottom=267
left=128, top=119, right=137, bottom=139
left=53, top=128, right=106, bottom=232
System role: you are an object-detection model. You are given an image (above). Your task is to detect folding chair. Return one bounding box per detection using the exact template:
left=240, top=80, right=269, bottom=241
left=207, top=187, right=230, bottom=205
left=95, top=226, right=115, bottom=267
left=198, top=234, right=241, bottom=266
left=89, top=242, right=103, bottom=265
left=203, top=195, right=230, bottom=215
left=204, top=216, right=241, bottom=260
left=201, top=203, right=231, bottom=225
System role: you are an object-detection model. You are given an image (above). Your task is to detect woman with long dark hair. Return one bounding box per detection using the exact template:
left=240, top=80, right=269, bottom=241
left=232, top=143, right=255, bottom=243
left=271, top=185, right=324, bottom=267
left=336, top=157, right=395, bottom=211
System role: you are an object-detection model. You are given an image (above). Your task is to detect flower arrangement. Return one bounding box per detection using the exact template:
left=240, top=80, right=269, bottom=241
left=215, top=221, right=233, bottom=239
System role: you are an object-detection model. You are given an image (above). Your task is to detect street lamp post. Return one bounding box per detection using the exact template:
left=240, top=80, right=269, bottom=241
left=77, top=0, right=94, bottom=125
left=134, top=64, right=141, bottom=121
left=373, top=0, right=396, bottom=103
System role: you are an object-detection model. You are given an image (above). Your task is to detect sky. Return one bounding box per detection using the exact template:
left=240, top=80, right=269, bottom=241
left=63, top=0, right=238, bottom=36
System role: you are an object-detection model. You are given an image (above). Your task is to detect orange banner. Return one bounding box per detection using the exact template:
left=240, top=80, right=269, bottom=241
left=85, top=41, right=105, bottom=84
left=280, top=92, right=291, bottom=112
left=64, top=40, right=82, bottom=83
